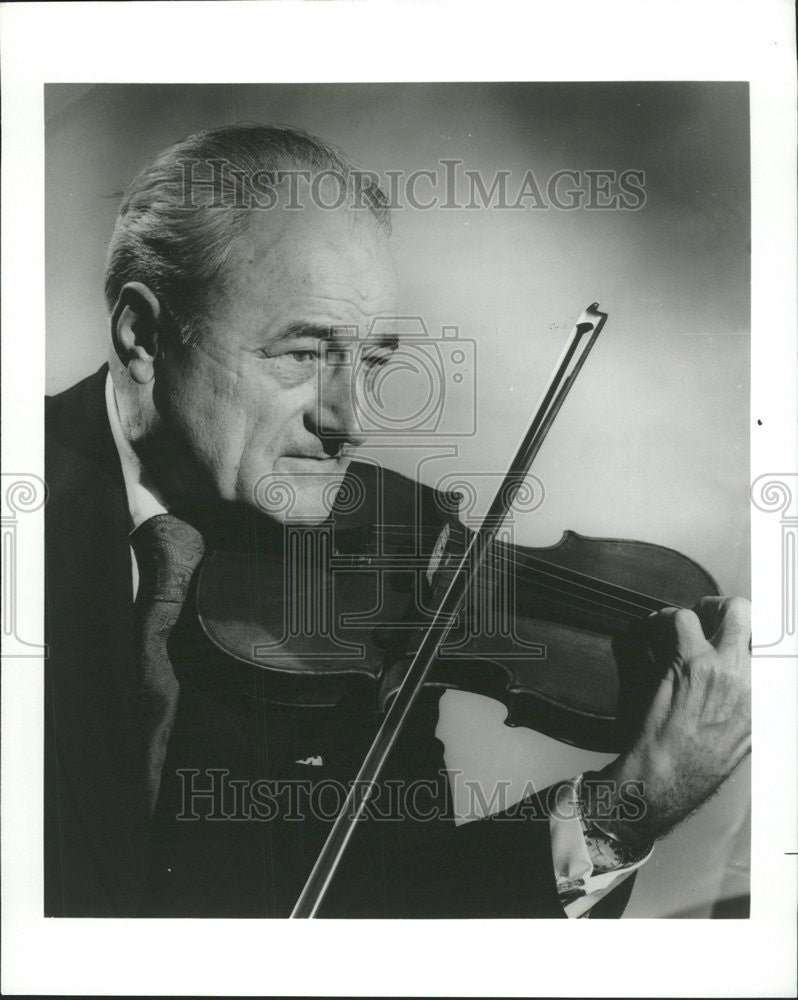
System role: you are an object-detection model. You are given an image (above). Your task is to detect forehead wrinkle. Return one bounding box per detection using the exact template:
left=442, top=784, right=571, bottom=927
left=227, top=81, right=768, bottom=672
left=299, top=288, right=396, bottom=311
left=212, top=206, right=397, bottom=331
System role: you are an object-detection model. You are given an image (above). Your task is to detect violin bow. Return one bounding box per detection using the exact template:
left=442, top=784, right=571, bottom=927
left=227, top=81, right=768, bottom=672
left=290, top=302, right=609, bottom=917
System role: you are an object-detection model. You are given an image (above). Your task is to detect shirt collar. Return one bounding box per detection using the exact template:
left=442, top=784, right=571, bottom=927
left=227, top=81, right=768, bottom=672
left=105, top=371, right=170, bottom=533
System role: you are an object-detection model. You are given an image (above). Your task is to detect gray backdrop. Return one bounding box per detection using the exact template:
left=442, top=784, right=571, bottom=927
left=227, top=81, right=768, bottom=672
left=45, top=82, right=751, bottom=917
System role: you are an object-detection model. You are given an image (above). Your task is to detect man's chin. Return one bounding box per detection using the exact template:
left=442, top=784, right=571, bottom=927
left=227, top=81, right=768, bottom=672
left=250, top=458, right=351, bottom=523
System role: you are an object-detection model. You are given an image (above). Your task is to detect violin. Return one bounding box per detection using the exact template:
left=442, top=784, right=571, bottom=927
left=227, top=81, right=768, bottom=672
left=194, top=499, right=719, bottom=750
left=179, top=303, right=721, bottom=915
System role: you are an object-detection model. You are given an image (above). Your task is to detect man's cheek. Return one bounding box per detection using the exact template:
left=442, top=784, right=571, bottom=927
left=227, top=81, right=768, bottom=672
left=234, top=432, right=277, bottom=506
left=186, top=408, right=246, bottom=496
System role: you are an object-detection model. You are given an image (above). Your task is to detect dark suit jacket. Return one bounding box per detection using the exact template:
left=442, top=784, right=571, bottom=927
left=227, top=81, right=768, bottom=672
left=45, top=366, right=635, bottom=918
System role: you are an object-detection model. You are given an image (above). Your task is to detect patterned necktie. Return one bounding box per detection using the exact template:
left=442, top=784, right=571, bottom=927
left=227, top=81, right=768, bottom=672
left=130, top=513, right=205, bottom=818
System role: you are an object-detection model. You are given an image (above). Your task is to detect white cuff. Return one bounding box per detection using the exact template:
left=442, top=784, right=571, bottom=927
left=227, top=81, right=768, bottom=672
left=550, top=776, right=652, bottom=918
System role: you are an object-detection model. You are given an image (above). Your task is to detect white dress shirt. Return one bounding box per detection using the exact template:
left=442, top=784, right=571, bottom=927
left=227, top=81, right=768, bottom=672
left=105, top=373, right=649, bottom=917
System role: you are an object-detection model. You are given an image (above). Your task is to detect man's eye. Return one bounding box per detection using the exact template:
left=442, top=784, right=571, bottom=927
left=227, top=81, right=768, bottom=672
left=361, top=350, right=393, bottom=370
left=289, top=349, right=320, bottom=364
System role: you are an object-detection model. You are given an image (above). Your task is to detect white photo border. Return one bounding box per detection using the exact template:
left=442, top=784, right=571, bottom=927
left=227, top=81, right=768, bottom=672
left=2, top=1, right=796, bottom=996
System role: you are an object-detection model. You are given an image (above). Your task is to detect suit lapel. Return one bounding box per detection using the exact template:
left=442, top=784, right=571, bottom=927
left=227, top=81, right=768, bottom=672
left=46, top=366, right=242, bottom=915
left=46, top=366, right=150, bottom=913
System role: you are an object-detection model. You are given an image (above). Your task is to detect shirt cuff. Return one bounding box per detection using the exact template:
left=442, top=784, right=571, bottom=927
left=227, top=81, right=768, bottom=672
left=550, top=775, right=653, bottom=918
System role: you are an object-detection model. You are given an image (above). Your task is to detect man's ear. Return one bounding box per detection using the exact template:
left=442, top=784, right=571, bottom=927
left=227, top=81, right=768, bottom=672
left=111, top=282, right=168, bottom=385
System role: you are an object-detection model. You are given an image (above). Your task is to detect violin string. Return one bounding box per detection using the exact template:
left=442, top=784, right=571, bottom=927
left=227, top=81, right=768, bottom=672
left=366, top=526, right=670, bottom=618
left=471, top=562, right=662, bottom=621
left=353, top=526, right=665, bottom=618
left=486, top=550, right=666, bottom=616
left=460, top=565, right=658, bottom=622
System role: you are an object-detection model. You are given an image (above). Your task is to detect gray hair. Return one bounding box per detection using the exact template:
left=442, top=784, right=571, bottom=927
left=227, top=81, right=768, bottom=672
left=104, top=123, right=391, bottom=341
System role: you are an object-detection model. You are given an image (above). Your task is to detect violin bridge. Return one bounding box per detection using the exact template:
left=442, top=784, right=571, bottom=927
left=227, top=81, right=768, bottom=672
left=425, top=521, right=451, bottom=587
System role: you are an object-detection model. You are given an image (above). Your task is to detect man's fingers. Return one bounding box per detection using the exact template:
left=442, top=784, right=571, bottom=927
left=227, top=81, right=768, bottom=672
left=691, top=596, right=751, bottom=653
left=670, top=607, right=714, bottom=659
left=689, top=596, right=725, bottom=638
left=646, top=606, right=712, bottom=663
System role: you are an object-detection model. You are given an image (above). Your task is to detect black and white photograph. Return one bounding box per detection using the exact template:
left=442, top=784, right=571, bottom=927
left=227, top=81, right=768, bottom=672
left=2, top=2, right=796, bottom=997
left=43, top=79, right=754, bottom=924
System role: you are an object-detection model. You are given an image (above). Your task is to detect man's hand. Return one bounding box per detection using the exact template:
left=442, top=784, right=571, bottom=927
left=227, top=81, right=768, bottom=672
left=588, top=597, right=752, bottom=853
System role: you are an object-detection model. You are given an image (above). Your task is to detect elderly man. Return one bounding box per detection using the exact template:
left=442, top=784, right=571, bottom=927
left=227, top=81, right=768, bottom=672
left=45, top=124, right=751, bottom=918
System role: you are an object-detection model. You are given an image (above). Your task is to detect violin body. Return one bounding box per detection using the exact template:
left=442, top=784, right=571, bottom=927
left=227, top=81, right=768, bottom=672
left=186, top=461, right=721, bottom=753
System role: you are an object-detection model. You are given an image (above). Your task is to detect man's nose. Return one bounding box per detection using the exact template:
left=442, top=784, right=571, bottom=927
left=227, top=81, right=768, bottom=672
left=308, top=366, right=366, bottom=453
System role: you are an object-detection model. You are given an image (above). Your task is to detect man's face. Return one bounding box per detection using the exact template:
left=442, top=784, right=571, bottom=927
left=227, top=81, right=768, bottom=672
left=153, top=202, right=398, bottom=522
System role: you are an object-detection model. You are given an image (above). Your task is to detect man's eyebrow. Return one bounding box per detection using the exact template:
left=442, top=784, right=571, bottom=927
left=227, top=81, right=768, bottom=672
left=272, top=321, right=399, bottom=349
left=271, top=322, right=339, bottom=343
